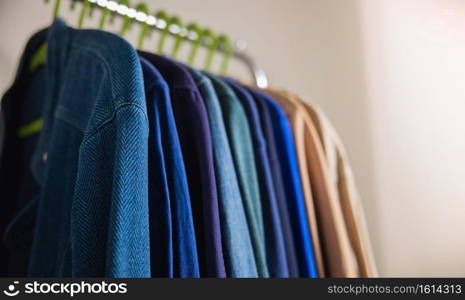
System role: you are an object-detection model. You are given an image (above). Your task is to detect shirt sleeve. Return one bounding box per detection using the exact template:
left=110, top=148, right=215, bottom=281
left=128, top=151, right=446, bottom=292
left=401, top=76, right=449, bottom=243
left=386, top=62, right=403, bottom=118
left=70, top=104, right=150, bottom=277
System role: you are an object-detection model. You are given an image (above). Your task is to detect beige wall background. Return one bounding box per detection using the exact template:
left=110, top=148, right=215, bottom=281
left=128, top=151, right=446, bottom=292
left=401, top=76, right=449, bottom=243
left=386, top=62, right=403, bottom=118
left=1, top=0, right=465, bottom=277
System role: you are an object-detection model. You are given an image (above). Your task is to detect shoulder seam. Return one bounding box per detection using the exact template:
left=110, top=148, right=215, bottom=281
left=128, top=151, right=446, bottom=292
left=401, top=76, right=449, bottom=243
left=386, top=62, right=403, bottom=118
left=82, top=103, right=148, bottom=143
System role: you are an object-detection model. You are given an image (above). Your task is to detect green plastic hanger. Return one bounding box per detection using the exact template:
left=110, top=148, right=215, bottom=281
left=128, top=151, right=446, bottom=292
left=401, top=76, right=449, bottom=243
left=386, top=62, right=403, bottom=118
left=77, top=0, right=90, bottom=29
left=186, top=23, right=202, bottom=66
left=68, top=0, right=92, bottom=18
left=51, top=0, right=61, bottom=19
left=203, top=29, right=219, bottom=71
left=29, top=44, right=48, bottom=74
left=154, top=11, right=169, bottom=54
left=21, top=0, right=61, bottom=138
left=98, top=1, right=111, bottom=30
left=217, top=34, right=233, bottom=74
left=69, top=0, right=77, bottom=11
left=29, top=0, right=61, bottom=74
left=118, top=0, right=132, bottom=37
left=171, top=17, right=184, bottom=59
left=18, top=119, right=44, bottom=138
left=135, top=3, right=150, bottom=49
left=155, top=12, right=183, bottom=56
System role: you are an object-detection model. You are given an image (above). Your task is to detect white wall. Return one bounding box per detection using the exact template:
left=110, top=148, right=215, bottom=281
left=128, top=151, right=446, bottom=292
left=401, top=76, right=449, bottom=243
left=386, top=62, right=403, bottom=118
left=1, top=0, right=464, bottom=277
left=360, top=0, right=465, bottom=276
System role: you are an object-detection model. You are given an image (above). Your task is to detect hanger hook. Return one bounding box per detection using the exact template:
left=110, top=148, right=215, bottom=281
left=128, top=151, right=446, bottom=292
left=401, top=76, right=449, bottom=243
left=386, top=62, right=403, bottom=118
left=170, top=17, right=184, bottom=59
left=203, top=28, right=219, bottom=71
left=217, top=34, right=233, bottom=74
left=77, top=0, right=90, bottom=29
left=134, top=3, right=150, bottom=49
left=118, top=0, right=133, bottom=37
left=45, top=0, right=61, bottom=20
left=98, top=2, right=111, bottom=30
left=186, top=23, right=202, bottom=66
left=70, top=0, right=77, bottom=11
left=155, top=11, right=170, bottom=54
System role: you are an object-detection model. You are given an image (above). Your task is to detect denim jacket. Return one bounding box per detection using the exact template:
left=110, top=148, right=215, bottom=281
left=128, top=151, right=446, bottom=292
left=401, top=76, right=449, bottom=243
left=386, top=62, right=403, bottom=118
left=1, top=20, right=151, bottom=277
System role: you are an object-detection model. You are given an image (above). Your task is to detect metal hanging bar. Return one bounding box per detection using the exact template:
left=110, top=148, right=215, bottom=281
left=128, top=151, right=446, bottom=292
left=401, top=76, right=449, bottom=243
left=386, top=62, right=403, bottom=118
left=74, top=0, right=269, bottom=87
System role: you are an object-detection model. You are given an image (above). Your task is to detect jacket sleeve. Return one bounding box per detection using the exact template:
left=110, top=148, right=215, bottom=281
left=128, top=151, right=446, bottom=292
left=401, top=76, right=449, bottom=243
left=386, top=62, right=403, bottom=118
left=70, top=104, right=150, bottom=277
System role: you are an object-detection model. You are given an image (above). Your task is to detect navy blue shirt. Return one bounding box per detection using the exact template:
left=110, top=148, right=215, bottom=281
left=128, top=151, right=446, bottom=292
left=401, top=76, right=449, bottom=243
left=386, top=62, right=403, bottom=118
left=0, top=28, right=47, bottom=276
left=139, top=57, right=199, bottom=277
left=224, top=79, right=289, bottom=277
left=140, top=52, right=226, bottom=277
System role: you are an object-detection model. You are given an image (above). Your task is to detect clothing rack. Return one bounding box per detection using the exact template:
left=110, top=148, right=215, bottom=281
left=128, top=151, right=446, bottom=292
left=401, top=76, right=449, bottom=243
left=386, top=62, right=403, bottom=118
left=71, top=0, right=269, bottom=88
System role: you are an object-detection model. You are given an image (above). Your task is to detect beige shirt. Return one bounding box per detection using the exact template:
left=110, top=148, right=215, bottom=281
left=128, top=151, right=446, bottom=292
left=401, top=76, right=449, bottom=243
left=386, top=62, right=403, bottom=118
left=264, top=88, right=377, bottom=277
left=304, top=101, right=378, bottom=277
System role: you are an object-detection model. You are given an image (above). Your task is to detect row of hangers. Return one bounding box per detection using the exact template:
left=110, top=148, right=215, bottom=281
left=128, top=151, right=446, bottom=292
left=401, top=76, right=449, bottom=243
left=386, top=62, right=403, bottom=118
left=31, top=0, right=238, bottom=76
left=20, top=0, right=257, bottom=138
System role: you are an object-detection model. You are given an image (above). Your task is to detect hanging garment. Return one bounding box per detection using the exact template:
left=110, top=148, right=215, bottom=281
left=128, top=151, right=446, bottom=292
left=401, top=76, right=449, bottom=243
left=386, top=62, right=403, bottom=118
left=265, top=88, right=371, bottom=277
left=0, top=10, right=379, bottom=278
left=204, top=73, right=269, bottom=278
left=139, top=52, right=226, bottom=277
left=0, top=28, right=48, bottom=277
left=187, top=68, right=258, bottom=277
left=140, top=57, right=173, bottom=277
left=249, top=89, right=300, bottom=277
left=249, top=88, right=319, bottom=278
left=139, top=57, right=199, bottom=278
left=225, top=79, right=289, bottom=278
left=1, top=20, right=152, bottom=277
left=303, top=101, right=378, bottom=278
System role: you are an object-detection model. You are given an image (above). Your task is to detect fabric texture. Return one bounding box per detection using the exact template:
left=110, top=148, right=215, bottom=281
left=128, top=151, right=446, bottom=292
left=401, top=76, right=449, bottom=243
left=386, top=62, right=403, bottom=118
left=203, top=73, right=268, bottom=277
left=265, top=88, right=377, bottom=277
left=303, top=101, right=378, bottom=278
left=0, top=28, right=48, bottom=276
left=139, top=57, right=199, bottom=277
left=250, top=88, right=300, bottom=277
left=249, top=88, right=318, bottom=278
left=1, top=20, right=152, bottom=277
left=225, top=79, right=289, bottom=278
left=140, top=52, right=226, bottom=277
left=188, top=69, right=257, bottom=277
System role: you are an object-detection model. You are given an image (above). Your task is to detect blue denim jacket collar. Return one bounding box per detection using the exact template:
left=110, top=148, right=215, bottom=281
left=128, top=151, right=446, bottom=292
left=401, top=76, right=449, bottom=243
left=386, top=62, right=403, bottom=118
left=31, top=19, right=149, bottom=183
left=10, top=19, right=150, bottom=276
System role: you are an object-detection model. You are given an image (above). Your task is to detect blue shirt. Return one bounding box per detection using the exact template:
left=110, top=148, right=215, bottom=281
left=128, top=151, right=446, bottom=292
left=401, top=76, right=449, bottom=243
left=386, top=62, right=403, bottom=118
left=188, top=69, right=258, bottom=277
left=249, top=88, right=318, bottom=278
left=4, top=20, right=151, bottom=277
left=139, top=52, right=226, bottom=277
left=224, top=79, right=289, bottom=278
left=204, top=73, right=269, bottom=278
left=251, top=89, right=300, bottom=277
left=139, top=57, right=199, bottom=277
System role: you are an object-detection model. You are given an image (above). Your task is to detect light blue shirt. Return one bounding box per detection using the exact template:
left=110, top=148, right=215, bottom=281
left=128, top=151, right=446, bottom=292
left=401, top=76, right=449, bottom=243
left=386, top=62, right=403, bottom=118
left=188, top=69, right=258, bottom=277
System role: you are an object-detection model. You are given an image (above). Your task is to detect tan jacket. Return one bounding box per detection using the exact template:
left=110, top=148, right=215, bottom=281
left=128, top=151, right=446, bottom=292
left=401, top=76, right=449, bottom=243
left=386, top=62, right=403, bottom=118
left=264, top=88, right=377, bottom=277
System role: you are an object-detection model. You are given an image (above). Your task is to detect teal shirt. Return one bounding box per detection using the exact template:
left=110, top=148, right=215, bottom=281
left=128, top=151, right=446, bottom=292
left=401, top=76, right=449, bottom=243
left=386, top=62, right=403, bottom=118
left=203, top=73, right=269, bottom=278
left=187, top=69, right=258, bottom=277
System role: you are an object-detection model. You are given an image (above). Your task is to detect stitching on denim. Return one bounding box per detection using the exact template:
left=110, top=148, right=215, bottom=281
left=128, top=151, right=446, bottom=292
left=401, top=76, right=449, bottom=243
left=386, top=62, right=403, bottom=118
left=70, top=45, right=115, bottom=98
left=81, top=103, right=148, bottom=144
left=70, top=45, right=148, bottom=116
left=55, top=105, right=87, bottom=131
left=67, top=46, right=149, bottom=135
